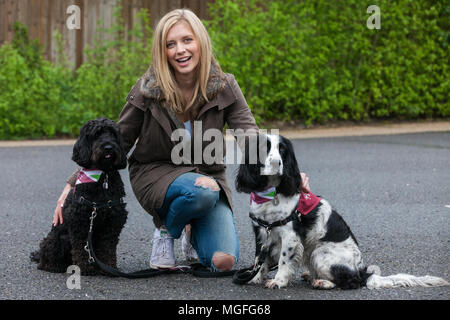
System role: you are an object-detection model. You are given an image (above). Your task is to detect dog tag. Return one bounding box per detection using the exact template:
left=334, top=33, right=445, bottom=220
left=103, top=174, right=109, bottom=189
left=272, top=195, right=279, bottom=206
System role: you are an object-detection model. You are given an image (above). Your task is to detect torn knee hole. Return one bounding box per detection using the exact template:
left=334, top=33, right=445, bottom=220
left=212, top=252, right=235, bottom=271
left=194, top=177, right=220, bottom=191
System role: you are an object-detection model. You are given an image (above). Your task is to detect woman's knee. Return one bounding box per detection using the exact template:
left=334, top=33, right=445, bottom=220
left=212, top=252, right=235, bottom=271
left=187, top=178, right=220, bottom=212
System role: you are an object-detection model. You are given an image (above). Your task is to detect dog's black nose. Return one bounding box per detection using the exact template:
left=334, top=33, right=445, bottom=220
left=104, top=145, right=113, bottom=152
left=270, top=158, right=282, bottom=166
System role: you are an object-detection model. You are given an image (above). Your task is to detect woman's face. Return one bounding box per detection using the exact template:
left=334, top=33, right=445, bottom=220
left=166, top=20, right=200, bottom=80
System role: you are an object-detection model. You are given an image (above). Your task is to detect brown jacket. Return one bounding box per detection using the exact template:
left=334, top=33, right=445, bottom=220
left=105, top=62, right=258, bottom=228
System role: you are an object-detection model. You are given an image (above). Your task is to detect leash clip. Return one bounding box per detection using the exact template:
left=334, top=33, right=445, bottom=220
left=89, top=208, right=97, bottom=232
left=85, top=208, right=98, bottom=264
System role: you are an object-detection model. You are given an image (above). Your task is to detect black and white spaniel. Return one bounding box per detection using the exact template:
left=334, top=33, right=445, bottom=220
left=235, top=134, right=449, bottom=289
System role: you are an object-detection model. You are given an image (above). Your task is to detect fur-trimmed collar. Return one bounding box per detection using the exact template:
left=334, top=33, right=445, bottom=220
left=140, top=60, right=227, bottom=118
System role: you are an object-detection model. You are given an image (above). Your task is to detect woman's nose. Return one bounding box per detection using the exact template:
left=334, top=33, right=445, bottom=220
left=176, top=43, right=186, bottom=54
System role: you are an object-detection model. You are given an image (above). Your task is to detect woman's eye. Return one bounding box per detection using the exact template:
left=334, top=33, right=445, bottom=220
left=166, top=42, right=174, bottom=48
left=184, top=38, right=192, bottom=43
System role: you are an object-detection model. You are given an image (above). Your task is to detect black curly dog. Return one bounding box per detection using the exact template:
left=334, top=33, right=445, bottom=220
left=31, top=118, right=128, bottom=276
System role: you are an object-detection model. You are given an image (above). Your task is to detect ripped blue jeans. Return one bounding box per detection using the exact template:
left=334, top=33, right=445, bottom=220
left=155, top=172, right=239, bottom=270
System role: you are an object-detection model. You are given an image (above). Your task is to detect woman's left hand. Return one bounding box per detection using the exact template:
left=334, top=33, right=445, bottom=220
left=300, top=172, right=310, bottom=193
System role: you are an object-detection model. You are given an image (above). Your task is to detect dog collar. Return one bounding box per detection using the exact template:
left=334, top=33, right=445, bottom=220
left=76, top=168, right=104, bottom=185
left=249, top=210, right=298, bottom=232
left=250, top=187, right=279, bottom=205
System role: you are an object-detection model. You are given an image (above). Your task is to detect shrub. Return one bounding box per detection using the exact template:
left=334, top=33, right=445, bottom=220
left=0, top=23, right=66, bottom=138
left=0, top=6, right=152, bottom=139
left=0, top=1, right=447, bottom=139
left=205, top=0, right=449, bottom=125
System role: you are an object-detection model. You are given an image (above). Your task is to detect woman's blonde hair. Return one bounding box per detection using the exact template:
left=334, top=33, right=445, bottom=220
left=152, top=9, right=213, bottom=114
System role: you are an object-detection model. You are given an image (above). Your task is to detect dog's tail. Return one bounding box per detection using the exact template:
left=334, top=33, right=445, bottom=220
left=30, top=250, right=40, bottom=263
left=361, top=265, right=449, bottom=289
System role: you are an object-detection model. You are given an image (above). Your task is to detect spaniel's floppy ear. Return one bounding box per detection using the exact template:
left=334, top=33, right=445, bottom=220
left=235, top=163, right=268, bottom=193
left=235, top=132, right=268, bottom=193
left=235, top=164, right=253, bottom=193
left=276, top=136, right=301, bottom=197
left=71, top=121, right=93, bottom=168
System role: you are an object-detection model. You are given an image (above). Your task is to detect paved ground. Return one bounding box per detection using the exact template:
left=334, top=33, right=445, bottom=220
left=0, top=131, right=449, bottom=301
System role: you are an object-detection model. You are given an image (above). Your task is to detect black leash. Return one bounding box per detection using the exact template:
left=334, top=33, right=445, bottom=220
left=232, top=237, right=273, bottom=284
left=232, top=210, right=300, bottom=285
left=82, top=199, right=236, bottom=279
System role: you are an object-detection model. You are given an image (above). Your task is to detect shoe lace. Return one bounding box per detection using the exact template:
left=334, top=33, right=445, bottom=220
left=153, top=236, right=172, bottom=256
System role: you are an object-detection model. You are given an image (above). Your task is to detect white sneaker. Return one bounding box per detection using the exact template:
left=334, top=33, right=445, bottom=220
left=150, top=228, right=176, bottom=269
left=182, top=230, right=199, bottom=262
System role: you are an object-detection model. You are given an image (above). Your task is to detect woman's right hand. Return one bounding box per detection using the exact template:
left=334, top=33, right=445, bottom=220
left=53, top=184, right=72, bottom=226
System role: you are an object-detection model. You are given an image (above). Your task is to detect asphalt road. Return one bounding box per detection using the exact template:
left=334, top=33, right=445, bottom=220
left=1, top=132, right=449, bottom=301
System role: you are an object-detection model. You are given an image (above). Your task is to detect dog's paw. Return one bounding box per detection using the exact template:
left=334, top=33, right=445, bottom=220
left=248, top=273, right=264, bottom=285
left=265, top=279, right=287, bottom=289
left=301, top=271, right=311, bottom=282
left=312, top=279, right=336, bottom=290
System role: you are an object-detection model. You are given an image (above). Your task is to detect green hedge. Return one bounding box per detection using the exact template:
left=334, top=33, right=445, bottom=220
left=0, top=5, right=151, bottom=139
left=0, top=0, right=448, bottom=139
left=206, top=0, right=449, bottom=125
left=0, top=23, right=67, bottom=138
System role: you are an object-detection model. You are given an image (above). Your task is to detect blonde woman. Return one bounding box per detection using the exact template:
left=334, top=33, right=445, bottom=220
left=54, top=9, right=310, bottom=272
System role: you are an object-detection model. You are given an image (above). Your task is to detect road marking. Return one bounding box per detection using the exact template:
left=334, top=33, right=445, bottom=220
left=0, top=140, right=75, bottom=147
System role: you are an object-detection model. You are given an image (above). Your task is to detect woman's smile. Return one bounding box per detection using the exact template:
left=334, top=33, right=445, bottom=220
left=175, top=55, right=192, bottom=67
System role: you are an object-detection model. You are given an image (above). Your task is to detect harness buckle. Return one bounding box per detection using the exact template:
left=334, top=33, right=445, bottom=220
left=295, top=209, right=302, bottom=222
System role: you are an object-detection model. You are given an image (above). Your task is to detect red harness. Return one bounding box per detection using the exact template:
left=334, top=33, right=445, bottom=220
left=296, top=191, right=322, bottom=216
left=250, top=189, right=321, bottom=216
left=248, top=189, right=322, bottom=232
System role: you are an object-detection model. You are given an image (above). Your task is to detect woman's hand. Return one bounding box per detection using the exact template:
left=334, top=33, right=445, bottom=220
left=300, top=172, right=311, bottom=193
left=53, top=184, right=72, bottom=226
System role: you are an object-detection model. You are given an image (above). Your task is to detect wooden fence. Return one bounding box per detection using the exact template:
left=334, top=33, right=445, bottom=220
left=0, top=0, right=212, bottom=68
